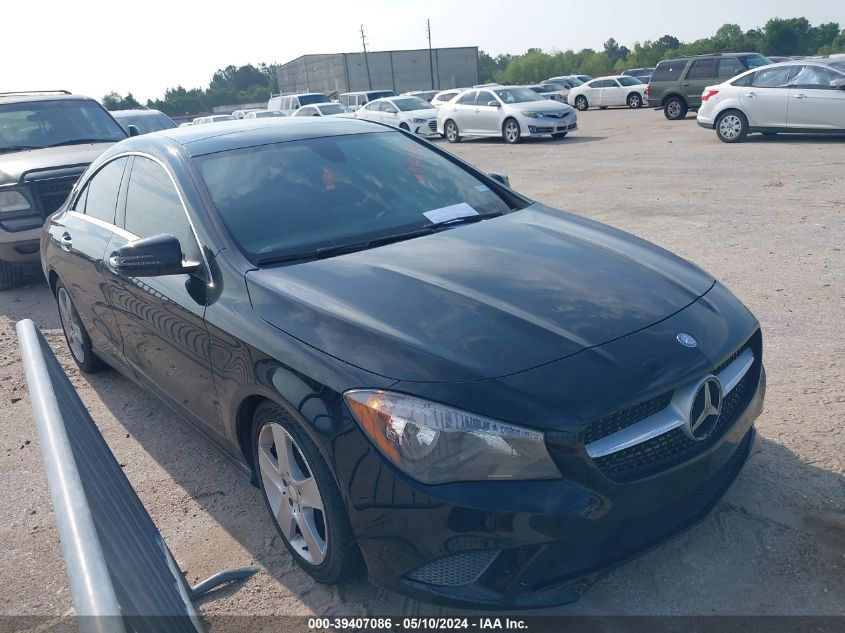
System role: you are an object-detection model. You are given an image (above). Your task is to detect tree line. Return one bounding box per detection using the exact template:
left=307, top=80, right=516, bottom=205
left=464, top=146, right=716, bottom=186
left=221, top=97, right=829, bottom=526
left=479, top=18, right=844, bottom=84
left=103, top=17, right=843, bottom=115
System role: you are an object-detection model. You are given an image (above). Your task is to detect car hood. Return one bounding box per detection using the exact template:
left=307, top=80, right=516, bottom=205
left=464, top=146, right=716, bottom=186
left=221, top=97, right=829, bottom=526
left=246, top=205, right=715, bottom=383
left=0, top=142, right=116, bottom=186
left=507, top=100, right=573, bottom=114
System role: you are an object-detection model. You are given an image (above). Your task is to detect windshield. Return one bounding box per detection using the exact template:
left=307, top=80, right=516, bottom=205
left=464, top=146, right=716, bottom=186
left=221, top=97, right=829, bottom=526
left=196, top=131, right=519, bottom=263
left=529, top=86, right=552, bottom=93
left=318, top=104, right=350, bottom=115
left=740, top=54, right=772, bottom=69
left=392, top=97, right=434, bottom=112
left=368, top=91, right=395, bottom=100
left=0, top=99, right=125, bottom=152
left=494, top=88, right=543, bottom=104
left=829, top=61, right=845, bottom=72
left=618, top=76, right=642, bottom=86
left=299, top=94, right=330, bottom=106
left=543, top=82, right=569, bottom=90
left=114, top=112, right=176, bottom=134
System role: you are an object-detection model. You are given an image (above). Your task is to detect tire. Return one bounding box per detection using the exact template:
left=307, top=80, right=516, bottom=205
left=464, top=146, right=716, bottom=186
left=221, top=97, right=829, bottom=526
left=0, top=261, right=24, bottom=291
left=54, top=279, right=105, bottom=373
left=502, top=118, right=521, bottom=144
left=574, top=95, right=589, bottom=111
left=627, top=93, right=643, bottom=109
left=252, top=401, right=362, bottom=584
left=664, top=96, right=688, bottom=120
left=551, top=132, right=568, bottom=139
left=715, top=110, right=749, bottom=143
left=444, top=120, right=461, bottom=143
left=399, top=123, right=410, bottom=131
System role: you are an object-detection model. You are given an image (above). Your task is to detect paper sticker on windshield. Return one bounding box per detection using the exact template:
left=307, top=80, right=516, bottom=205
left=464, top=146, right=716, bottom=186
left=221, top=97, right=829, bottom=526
left=474, top=184, right=490, bottom=192
left=423, top=203, right=479, bottom=224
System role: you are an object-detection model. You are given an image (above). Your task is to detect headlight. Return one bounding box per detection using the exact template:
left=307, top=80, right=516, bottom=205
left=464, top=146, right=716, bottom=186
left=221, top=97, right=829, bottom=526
left=523, top=112, right=543, bottom=118
left=409, top=117, right=427, bottom=124
left=0, top=190, right=32, bottom=214
left=344, top=390, right=561, bottom=484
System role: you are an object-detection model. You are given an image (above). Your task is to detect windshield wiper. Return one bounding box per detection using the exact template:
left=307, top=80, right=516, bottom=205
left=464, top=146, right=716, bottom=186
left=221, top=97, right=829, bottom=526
left=44, top=138, right=122, bottom=148
left=427, top=211, right=504, bottom=229
left=255, top=227, right=436, bottom=266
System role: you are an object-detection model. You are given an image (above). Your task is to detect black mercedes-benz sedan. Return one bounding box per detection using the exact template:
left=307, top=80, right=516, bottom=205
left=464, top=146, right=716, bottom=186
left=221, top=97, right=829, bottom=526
left=40, top=118, right=765, bottom=608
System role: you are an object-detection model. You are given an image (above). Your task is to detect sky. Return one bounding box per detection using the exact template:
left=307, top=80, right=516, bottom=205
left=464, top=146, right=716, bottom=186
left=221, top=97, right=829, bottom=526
left=3, top=0, right=840, bottom=102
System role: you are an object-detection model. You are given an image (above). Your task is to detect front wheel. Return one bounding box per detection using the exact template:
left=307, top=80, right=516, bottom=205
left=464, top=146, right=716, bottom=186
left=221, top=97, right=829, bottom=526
left=574, top=96, right=588, bottom=111
left=627, top=93, right=643, bottom=109
left=399, top=122, right=410, bottom=131
left=502, top=118, right=521, bottom=144
left=715, top=110, right=749, bottom=143
left=253, top=401, right=362, bottom=583
left=0, top=261, right=24, bottom=291
left=55, top=280, right=105, bottom=373
left=444, top=120, right=461, bottom=143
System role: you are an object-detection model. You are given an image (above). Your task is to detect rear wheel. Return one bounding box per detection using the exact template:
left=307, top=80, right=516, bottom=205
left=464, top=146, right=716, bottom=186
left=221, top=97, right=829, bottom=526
left=627, top=93, right=643, bottom=109
left=0, top=261, right=24, bottom=291
left=502, top=118, right=521, bottom=144
left=55, top=280, right=104, bottom=373
left=664, top=96, right=688, bottom=120
left=444, top=120, right=461, bottom=143
left=574, top=95, right=589, bottom=111
left=253, top=401, right=362, bottom=583
left=715, top=110, right=749, bottom=143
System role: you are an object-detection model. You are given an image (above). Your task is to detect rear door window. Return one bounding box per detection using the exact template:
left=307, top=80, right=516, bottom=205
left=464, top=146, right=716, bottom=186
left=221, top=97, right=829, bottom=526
left=688, top=59, right=717, bottom=80
left=791, top=65, right=838, bottom=88
left=457, top=91, right=478, bottom=105
left=717, top=58, right=745, bottom=79
left=82, top=157, right=129, bottom=224
left=476, top=91, right=496, bottom=105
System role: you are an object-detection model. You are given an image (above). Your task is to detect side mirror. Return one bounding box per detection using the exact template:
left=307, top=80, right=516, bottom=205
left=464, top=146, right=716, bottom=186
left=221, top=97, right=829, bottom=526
left=489, top=172, right=510, bottom=188
left=832, top=78, right=845, bottom=89
left=109, top=234, right=200, bottom=277
left=487, top=101, right=500, bottom=108
left=127, top=125, right=140, bottom=137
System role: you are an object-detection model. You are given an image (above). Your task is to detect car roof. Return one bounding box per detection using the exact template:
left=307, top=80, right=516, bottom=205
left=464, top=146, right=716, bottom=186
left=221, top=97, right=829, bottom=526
left=113, top=117, right=391, bottom=158
left=0, top=93, right=95, bottom=105
left=110, top=109, right=164, bottom=117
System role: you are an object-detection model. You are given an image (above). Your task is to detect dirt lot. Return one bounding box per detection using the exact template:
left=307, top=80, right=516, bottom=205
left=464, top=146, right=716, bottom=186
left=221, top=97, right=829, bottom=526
left=1, top=108, right=843, bottom=622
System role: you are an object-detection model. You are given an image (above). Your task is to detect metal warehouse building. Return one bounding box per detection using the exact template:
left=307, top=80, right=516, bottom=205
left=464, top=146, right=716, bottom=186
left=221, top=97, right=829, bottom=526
left=275, top=46, right=479, bottom=95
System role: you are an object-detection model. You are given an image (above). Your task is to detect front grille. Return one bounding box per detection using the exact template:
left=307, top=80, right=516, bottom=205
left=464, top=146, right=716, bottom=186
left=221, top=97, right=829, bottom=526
left=406, top=550, right=499, bottom=587
left=583, top=391, right=673, bottom=445
left=33, top=177, right=77, bottom=216
left=593, top=344, right=760, bottom=483
left=428, top=120, right=437, bottom=132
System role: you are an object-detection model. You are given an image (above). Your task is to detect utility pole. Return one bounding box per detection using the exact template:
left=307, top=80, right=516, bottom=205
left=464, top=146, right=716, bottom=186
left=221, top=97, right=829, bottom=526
left=426, top=19, right=435, bottom=89
left=360, top=24, right=373, bottom=90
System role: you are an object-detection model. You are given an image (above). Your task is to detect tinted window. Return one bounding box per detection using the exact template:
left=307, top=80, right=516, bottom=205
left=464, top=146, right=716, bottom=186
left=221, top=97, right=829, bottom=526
left=476, top=91, right=496, bottom=105
left=717, top=58, right=745, bottom=79
left=457, top=91, right=477, bottom=105
left=791, top=65, right=839, bottom=88
left=196, top=132, right=519, bottom=263
left=114, top=112, right=176, bottom=135
left=651, top=61, right=687, bottom=82
left=124, top=157, right=199, bottom=260
left=392, top=97, right=434, bottom=111
left=617, top=77, right=641, bottom=86
left=493, top=88, right=543, bottom=103
left=739, top=54, right=772, bottom=69
left=751, top=66, right=796, bottom=88
left=299, top=94, right=330, bottom=106
left=0, top=99, right=125, bottom=152
left=83, top=158, right=128, bottom=223
left=688, top=59, right=717, bottom=80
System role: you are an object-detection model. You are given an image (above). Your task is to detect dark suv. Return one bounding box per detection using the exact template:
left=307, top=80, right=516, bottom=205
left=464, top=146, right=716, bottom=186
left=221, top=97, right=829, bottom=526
left=646, top=53, right=771, bottom=120
left=0, top=91, right=126, bottom=288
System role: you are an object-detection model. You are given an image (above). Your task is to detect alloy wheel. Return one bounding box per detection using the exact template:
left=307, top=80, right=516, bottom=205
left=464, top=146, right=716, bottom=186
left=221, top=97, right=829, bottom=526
left=667, top=101, right=681, bottom=118
left=258, top=423, right=328, bottom=565
left=629, top=94, right=641, bottom=108
left=446, top=122, right=458, bottom=142
left=719, top=114, right=743, bottom=140
left=57, top=287, right=85, bottom=363
left=504, top=121, right=520, bottom=143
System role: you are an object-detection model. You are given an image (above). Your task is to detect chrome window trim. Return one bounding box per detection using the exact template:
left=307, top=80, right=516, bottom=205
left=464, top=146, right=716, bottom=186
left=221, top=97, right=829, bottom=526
left=586, top=347, right=755, bottom=459
left=70, top=151, right=212, bottom=285
left=66, top=211, right=136, bottom=241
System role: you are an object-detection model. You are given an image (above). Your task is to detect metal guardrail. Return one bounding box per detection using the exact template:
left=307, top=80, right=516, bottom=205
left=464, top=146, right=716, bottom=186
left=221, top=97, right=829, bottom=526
left=17, top=319, right=257, bottom=632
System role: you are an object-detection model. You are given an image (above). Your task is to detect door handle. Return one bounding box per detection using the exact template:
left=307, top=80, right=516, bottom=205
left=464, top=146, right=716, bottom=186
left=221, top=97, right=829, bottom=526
left=745, top=92, right=756, bottom=98
left=792, top=93, right=806, bottom=99
left=60, top=233, right=72, bottom=251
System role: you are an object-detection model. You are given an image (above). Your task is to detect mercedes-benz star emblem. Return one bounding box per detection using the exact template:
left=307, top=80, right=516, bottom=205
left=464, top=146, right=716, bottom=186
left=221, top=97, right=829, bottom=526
left=677, top=332, right=698, bottom=348
left=686, top=377, right=723, bottom=441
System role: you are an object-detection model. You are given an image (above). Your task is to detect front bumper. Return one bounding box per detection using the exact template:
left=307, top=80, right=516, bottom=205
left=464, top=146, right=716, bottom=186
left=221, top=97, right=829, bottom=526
left=518, top=113, right=578, bottom=137
left=0, top=226, right=42, bottom=265
left=410, top=120, right=439, bottom=137
left=334, top=359, right=765, bottom=609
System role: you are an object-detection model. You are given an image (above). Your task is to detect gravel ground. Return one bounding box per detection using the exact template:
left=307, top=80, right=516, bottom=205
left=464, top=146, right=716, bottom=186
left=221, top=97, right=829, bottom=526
left=0, top=109, right=843, bottom=623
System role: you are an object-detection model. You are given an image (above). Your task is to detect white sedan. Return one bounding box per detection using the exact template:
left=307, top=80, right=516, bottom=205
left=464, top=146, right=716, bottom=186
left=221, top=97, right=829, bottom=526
left=436, top=86, right=577, bottom=144
left=697, top=60, right=845, bottom=142
left=568, top=76, right=647, bottom=111
left=353, top=96, right=438, bottom=136
left=293, top=102, right=354, bottom=117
